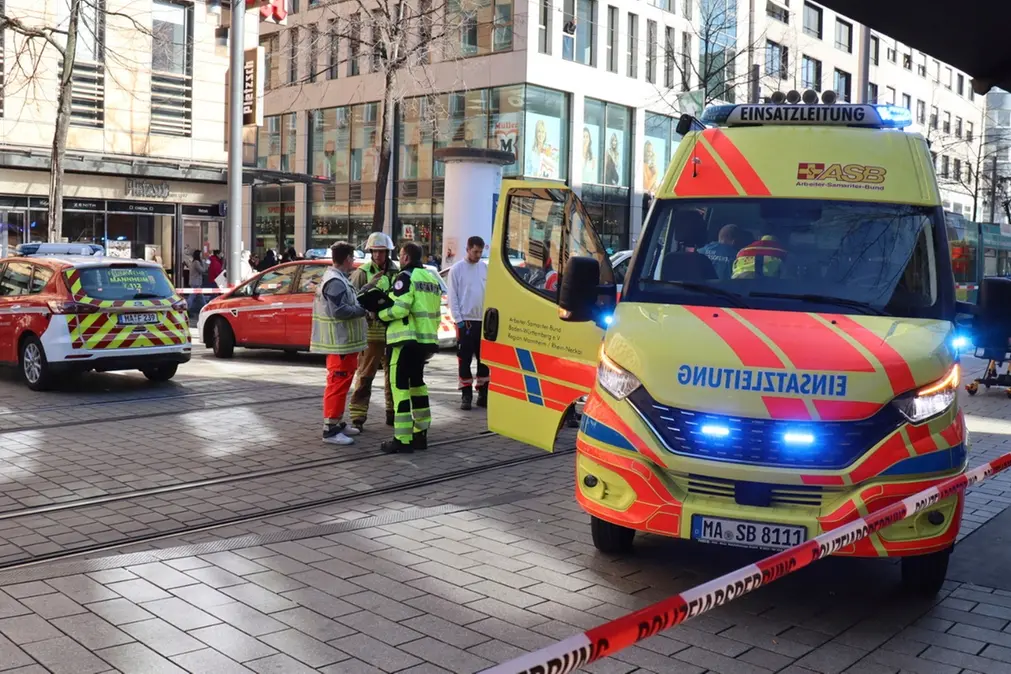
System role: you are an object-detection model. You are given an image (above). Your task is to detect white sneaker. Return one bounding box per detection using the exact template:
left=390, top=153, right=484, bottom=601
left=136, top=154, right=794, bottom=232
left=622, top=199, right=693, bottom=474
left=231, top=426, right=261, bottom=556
left=323, top=431, right=354, bottom=446
left=339, top=423, right=361, bottom=437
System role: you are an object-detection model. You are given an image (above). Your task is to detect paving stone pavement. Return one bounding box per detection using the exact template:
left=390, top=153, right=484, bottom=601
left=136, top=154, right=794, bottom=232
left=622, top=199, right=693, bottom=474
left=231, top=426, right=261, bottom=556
left=0, top=348, right=1005, bottom=672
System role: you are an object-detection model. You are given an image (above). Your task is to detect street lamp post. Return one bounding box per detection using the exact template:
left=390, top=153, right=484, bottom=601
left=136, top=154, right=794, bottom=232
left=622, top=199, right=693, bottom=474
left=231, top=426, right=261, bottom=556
left=227, top=0, right=245, bottom=283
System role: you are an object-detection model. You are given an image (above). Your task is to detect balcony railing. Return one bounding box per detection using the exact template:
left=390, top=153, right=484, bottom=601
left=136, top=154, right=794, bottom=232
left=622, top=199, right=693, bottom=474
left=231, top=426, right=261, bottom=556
left=150, top=71, right=193, bottom=137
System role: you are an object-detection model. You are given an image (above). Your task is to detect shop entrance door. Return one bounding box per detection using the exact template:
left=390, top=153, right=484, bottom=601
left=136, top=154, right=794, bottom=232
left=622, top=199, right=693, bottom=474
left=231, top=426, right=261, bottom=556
left=0, top=211, right=30, bottom=256
left=182, top=219, right=224, bottom=288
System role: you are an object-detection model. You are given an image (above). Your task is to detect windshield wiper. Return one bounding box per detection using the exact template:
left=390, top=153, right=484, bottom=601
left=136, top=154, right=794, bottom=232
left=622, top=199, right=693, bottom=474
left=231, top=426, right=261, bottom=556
left=748, top=292, right=889, bottom=316
left=642, top=280, right=750, bottom=308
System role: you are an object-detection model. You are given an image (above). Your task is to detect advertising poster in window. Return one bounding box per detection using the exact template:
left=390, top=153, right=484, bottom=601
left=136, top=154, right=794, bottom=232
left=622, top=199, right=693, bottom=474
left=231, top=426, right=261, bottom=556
left=579, top=124, right=600, bottom=185
left=492, top=113, right=521, bottom=169
left=525, top=113, right=561, bottom=180
left=642, top=136, right=666, bottom=194
left=603, top=130, right=624, bottom=186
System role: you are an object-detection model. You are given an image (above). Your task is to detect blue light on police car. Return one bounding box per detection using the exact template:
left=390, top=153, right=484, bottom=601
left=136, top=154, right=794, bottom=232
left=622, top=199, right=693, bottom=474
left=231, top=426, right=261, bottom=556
left=874, top=105, right=912, bottom=129
left=783, top=431, right=815, bottom=445
left=701, top=424, right=730, bottom=438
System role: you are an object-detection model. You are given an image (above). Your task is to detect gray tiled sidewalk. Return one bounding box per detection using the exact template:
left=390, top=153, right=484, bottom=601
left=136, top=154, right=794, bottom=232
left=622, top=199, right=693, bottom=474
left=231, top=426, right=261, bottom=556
left=0, top=349, right=1005, bottom=672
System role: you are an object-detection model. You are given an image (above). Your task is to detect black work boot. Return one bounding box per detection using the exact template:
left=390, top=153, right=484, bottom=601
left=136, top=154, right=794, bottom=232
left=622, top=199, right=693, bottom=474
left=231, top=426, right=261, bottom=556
left=412, top=429, right=428, bottom=451
left=476, top=384, right=488, bottom=408
left=380, top=438, right=414, bottom=454
left=461, top=387, right=473, bottom=411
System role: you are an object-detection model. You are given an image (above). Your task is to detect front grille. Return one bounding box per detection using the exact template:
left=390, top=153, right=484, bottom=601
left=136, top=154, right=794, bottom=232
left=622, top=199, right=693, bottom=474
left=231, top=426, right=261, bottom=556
left=628, top=388, right=903, bottom=470
left=682, top=473, right=830, bottom=508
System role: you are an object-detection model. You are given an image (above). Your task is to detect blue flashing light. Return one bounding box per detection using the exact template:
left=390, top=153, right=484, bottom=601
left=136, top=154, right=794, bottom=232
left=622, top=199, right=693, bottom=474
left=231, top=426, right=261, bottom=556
left=874, top=105, right=912, bottom=129
left=603, top=314, right=613, bottom=326
left=951, top=335, right=969, bottom=351
left=701, top=424, right=730, bottom=438
left=783, top=431, right=815, bottom=446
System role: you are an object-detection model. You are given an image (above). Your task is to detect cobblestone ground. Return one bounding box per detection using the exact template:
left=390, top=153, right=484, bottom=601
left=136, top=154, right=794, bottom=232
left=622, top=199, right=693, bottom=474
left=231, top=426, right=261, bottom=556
left=0, top=346, right=1004, bottom=673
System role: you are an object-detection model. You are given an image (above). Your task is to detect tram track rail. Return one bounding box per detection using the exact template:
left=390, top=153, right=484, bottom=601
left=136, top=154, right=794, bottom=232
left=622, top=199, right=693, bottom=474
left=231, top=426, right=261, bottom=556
left=0, top=440, right=576, bottom=572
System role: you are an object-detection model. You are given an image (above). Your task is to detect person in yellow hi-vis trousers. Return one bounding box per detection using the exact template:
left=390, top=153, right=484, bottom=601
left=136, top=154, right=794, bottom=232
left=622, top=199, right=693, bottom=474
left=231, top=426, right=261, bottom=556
left=377, top=242, right=442, bottom=454
left=348, top=232, right=399, bottom=432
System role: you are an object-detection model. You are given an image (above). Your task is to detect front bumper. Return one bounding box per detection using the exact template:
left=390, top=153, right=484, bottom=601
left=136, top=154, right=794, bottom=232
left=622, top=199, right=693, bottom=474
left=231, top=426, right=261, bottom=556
left=576, top=390, right=968, bottom=558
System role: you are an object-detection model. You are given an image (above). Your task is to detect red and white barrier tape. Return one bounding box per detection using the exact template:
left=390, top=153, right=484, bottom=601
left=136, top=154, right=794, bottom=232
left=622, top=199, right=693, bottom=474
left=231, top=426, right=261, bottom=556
left=177, top=288, right=228, bottom=295
left=956, top=283, right=979, bottom=291
left=481, top=452, right=1011, bottom=674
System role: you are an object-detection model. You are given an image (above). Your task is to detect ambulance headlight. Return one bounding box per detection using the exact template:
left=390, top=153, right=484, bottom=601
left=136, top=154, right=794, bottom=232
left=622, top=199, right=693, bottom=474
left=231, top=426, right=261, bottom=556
left=893, top=364, right=959, bottom=423
left=597, top=353, right=641, bottom=400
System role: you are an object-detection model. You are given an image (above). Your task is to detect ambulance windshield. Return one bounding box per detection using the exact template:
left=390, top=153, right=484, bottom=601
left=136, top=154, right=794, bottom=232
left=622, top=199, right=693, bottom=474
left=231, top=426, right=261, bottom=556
left=629, top=198, right=948, bottom=319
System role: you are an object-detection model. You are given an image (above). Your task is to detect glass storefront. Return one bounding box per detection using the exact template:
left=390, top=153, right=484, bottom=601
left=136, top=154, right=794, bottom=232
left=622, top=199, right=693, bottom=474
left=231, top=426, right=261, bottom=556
left=308, top=102, right=382, bottom=249
left=643, top=112, right=684, bottom=195
left=253, top=184, right=297, bottom=256
left=394, top=84, right=569, bottom=260
left=257, top=113, right=298, bottom=172
left=582, top=99, right=632, bottom=251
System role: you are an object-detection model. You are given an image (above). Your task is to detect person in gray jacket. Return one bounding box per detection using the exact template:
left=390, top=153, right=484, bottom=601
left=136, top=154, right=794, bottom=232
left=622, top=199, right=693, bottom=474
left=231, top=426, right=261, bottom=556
left=310, top=242, right=368, bottom=446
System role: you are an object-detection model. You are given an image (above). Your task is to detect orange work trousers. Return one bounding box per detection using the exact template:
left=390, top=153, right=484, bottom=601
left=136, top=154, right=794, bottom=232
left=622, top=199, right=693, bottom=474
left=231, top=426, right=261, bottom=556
left=324, top=352, right=360, bottom=425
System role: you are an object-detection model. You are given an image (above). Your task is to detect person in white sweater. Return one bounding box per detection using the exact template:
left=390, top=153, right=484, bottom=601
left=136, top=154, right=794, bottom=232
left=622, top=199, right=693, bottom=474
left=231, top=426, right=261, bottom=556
left=448, top=236, right=489, bottom=410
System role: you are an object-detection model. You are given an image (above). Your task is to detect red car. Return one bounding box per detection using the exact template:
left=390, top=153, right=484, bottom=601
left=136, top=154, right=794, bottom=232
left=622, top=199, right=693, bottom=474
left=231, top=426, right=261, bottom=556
left=199, top=260, right=455, bottom=358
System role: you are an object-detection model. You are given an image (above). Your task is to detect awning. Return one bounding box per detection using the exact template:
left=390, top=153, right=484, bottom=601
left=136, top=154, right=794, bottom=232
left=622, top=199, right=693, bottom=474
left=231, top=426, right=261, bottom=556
left=242, top=168, right=330, bottom=186
left=815, top=1, right=1011, bottom=94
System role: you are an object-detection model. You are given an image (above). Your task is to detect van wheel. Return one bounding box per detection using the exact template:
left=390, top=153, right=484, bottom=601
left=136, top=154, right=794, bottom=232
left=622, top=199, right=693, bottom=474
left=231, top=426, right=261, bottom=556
left=142, top=364, right=178, bottom=382
left=210, top=318, right=235, bottom=358
left=20, top=336, right=52, bottom=391
left=591, top=516, right=635, bottom=554
left=901, top=548, right=951, bottom=597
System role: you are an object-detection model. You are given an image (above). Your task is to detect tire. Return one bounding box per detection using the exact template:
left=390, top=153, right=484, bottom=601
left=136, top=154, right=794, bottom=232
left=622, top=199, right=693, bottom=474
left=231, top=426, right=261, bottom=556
left=142, top=364, right=178, bottom=382
left=19, top=336, right=52, bottom=391
left=590, top=516, right=635, bottom=554
left=901, top=548, right=951, bottom=597
left=210, top=318, right=235, bottom=358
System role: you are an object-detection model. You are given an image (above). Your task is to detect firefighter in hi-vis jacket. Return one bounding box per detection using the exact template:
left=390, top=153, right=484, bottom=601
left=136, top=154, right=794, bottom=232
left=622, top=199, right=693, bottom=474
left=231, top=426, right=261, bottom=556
left=377, top=242, right=443, bottom=454
left=348, top=232, right=399, bottom=431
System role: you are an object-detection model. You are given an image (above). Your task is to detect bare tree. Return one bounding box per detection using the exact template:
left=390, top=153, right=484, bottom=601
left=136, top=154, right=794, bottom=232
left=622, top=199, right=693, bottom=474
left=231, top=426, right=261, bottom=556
left=1, top=0, right=147, bottom=243
left=275, top=0, right=511, bottom=232
left=929, top=108, right=1011, bottom=222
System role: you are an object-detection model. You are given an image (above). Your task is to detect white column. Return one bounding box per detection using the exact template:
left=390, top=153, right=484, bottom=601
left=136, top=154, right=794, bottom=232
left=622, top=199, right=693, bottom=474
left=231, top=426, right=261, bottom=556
left=569, top=92, right=585, bottom=197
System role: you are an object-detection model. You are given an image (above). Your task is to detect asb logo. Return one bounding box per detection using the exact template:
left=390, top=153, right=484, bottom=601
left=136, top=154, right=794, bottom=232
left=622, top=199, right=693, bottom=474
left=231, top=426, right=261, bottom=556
left=797, top=162, right=887, bottom=185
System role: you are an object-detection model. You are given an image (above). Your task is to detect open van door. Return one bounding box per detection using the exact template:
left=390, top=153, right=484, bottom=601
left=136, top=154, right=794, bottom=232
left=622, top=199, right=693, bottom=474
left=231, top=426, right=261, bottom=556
left=481, top=181, right=615, bottom=451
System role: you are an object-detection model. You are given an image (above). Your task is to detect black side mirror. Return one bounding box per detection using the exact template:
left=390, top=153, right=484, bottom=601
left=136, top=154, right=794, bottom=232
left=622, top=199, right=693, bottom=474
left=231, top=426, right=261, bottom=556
left=974, top=278, right=1011, bottom=349
left=559, top=257, right=616, bottom=329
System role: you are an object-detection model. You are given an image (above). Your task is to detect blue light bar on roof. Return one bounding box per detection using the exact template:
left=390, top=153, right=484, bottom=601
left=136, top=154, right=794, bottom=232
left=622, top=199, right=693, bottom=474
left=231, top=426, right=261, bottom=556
left=700, top=104, right=912, bottom=129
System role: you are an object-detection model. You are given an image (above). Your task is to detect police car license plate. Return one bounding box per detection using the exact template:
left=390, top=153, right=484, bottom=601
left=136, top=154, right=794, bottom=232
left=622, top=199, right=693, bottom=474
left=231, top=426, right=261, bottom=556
left=119, top=313, right=158, bottom=325
left=691, top=515, right=806, bottom=551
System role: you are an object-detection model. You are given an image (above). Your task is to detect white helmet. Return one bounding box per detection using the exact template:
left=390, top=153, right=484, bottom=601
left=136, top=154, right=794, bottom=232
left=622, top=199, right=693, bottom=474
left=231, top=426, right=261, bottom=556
left=365, top=232, right=395, bottom=251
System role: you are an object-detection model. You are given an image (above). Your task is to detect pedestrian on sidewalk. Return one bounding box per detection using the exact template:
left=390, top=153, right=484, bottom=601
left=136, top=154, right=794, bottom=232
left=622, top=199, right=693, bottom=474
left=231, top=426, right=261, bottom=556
left=448, top=236, right=489, bottom=410
left=348, top=232, right=399, bottom=432
left=310, top=241, right=368, bottom=446
left=187, top=249, right=209, bottom=318
left=378, top=242, right=442, bottom=454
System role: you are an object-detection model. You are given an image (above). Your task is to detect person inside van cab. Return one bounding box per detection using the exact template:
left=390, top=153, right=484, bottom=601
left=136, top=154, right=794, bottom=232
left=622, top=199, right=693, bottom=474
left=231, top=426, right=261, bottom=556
left=732, top=228, right=788, bottom=279
left=699, top=224, right=744, bottom=280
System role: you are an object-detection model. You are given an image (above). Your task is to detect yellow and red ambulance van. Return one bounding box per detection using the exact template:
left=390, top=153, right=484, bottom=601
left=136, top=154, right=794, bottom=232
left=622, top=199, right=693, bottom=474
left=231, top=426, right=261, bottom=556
left=481, top=102, right=984, bottom=595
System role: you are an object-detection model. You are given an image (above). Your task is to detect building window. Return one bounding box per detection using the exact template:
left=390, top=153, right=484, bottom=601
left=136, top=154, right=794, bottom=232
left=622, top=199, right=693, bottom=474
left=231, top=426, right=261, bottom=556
left=627, top=13, right=638, bottom=78
left=262, top=35, right=280, bottom=88
left=328, top=20, right=338, bottom=79
left=942, top=111, right=951, bottom=134
left=801, top=55, right=821, bottom=91
left=930, top=105, right=938, bottom=130
left=766, top=1, right=788, bottom=23
left=901, top=93, right=911, bottom=111
left=966, top=121, right=974, bottom=142
left=886, top=45, right=896, bottom=63
left=59, top=0, right=106, bottom=128
left=418, top=0, right=432, bottom=63
left=953, top=158, right=962, bottom=180
left=348, top=15, right=360, bottom=75
left=956, top=73, right=965, bottom=96
left=288, top=28, right=298, bottom=84
left=834, top=19, right=852, bottom=53
left=802, top=3, right=822, bottom=39
left=833, top=69, right=851, bottom=101
left=648, top=0, right=672, bottom=12
left=885, top=86, right=895, bottom=105
left=150, top=0, right=193, bottom=137
left=866, top=82, right=877, bottom=103
left=940, top=155, right=949, bottom=179
left=646, top=20, right=657, bottom=83
left=371, top=12, right=383, bottom=72
left=448, top=0, right=512, bottom=57
left=664, top=26, right=675, bottom=88
left=903, top=51, right=912, bottom=71
left=582, top=98, right=633, bottom=250
left=643, top=112, right=682, bottom=194
left=765, top=40, right=787, bottom=79
left=682, top=0, right=691, bottom=20
left=523, top=86, right=570, bottom=180
left=606, top=6, right=618, bottom=73
left=945, top=67, right=952, bottom=89
left=309, top=26, right=319, bottom=83
left=309, top=108, right=351, bottom=183
left=681, top=32, right=691, bottom=90
left=258, top=113, right=298, bottom=172
left=916, top=100, right=925, bottom=125
left=869, top=35, right=879, bottom=64
left=538, top=0, right=551, bottom=54
left=563, top=0, right=595, bottom=66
